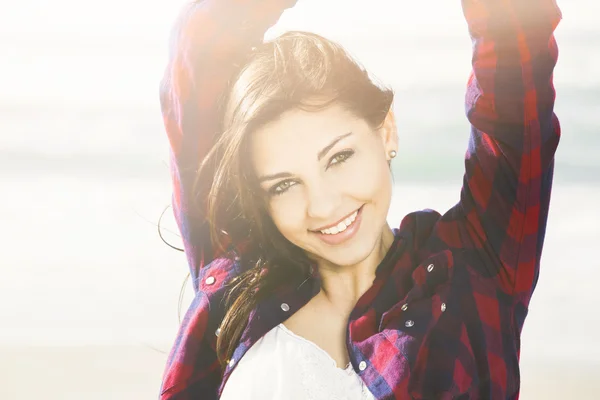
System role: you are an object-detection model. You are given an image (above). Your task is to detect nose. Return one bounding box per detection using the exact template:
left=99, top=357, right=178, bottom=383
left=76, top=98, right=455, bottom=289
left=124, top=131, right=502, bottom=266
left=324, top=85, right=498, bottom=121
left=305, top=180, right=341, bottom=222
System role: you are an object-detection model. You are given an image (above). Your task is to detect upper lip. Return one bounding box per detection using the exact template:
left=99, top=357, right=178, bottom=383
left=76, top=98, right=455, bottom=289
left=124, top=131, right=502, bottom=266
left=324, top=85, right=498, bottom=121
left=311, top=207, right=360, bottom=232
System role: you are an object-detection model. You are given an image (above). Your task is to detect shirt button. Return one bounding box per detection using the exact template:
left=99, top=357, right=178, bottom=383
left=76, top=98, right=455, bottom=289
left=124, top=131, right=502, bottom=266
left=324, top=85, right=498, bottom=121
left=281, top=303, right=290, bottom=312
left=358, top=361, right=367, bottom=371
left=427, top=264, right=435, bottom=272
left=441, top=303, right=447, bottom=312
left=401, top=304, right=408, bottom=311
left=405, top=320, right=415, bottom=328
left=205, top=276, right=216, bottom=285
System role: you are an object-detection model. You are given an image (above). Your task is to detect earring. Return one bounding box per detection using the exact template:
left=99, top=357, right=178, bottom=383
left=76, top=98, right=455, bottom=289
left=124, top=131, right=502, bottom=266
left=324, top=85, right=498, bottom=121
left=388, top=150, right=397, bottom=159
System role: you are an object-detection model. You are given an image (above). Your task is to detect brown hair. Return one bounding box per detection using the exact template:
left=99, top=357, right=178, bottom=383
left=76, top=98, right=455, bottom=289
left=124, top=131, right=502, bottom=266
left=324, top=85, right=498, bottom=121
left=194, top=31, right=394, bottom=366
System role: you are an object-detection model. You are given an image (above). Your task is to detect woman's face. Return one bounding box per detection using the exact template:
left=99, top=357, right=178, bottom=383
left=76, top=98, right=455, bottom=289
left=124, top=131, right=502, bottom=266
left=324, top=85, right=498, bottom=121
left=251, top=103, right=398, bottom=268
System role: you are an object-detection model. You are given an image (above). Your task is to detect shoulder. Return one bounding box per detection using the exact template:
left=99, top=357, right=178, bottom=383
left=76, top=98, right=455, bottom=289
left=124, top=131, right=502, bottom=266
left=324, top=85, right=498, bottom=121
left=193, top=255, right=241, bottom=338
left=161, top=256, right=241, bottom=399
left=161, top=290, right=220, bottom=399
left=188, top=255, right=242, bottom=339
left=398, top=208, right=443, bottom=248
left=195, top=255, right=241, bottom=296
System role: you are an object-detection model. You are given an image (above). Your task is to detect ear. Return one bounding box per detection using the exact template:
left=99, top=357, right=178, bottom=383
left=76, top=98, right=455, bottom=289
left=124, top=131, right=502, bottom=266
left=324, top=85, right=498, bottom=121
left=378, top=109, right=398, bottom=160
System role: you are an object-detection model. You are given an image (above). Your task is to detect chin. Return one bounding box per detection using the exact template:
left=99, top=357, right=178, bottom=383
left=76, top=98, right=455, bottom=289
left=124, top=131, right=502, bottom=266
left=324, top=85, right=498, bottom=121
left=315, top=231, right=382, bottom=268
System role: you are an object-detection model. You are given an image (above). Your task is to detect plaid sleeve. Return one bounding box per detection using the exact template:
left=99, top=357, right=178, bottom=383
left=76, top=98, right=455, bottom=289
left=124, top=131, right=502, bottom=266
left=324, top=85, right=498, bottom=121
left=160, top=0, right=296, bottom=290
left=160, top=292, right=221, bottom=399
left=458, top=0, right=562, bottom=301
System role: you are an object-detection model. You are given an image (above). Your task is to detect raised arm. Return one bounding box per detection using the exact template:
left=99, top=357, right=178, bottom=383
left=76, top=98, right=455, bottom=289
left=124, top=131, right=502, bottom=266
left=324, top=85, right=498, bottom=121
left=455, top=0, right=561, bottom=302
left=161, top=0, right=296, bottom=290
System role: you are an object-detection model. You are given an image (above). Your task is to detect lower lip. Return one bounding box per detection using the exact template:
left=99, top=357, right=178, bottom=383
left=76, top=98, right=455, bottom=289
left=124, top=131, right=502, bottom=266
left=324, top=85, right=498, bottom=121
left=313, top=206, right=363, bottom=246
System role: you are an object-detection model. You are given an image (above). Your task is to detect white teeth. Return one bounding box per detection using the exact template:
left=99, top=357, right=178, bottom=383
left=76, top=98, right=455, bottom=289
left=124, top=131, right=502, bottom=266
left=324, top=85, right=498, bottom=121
left=319, top=209, right=359, bottom=235
left=347, top=210, right=357, bottom=224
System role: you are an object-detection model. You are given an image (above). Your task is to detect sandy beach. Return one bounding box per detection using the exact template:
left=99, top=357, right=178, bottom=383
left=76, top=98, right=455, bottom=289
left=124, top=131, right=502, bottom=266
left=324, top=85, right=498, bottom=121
left=0, top=346, right=599, bottom=399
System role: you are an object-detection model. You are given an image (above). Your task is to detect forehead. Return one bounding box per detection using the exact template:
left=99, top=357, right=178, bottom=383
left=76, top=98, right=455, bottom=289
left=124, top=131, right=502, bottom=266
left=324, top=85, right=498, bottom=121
left=250, top=104, right=370, bottom=173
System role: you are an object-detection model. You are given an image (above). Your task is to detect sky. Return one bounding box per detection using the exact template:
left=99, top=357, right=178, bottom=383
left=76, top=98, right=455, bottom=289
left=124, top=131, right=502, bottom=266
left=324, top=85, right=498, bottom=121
left=1, top=0, right=596, bottom=111
left=0, top=0, right=594, bottom=38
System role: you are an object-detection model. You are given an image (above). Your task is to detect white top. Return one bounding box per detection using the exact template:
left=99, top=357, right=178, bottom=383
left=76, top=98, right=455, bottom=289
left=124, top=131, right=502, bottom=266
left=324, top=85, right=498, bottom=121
left=220, top=323, right=376, bottom=400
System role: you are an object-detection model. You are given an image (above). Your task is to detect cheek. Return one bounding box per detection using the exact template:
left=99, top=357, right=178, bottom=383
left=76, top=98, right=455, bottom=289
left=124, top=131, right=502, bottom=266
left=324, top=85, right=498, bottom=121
left=340, top=151, right=392, bottom=201
left=267, top=193, right=308, bottom=239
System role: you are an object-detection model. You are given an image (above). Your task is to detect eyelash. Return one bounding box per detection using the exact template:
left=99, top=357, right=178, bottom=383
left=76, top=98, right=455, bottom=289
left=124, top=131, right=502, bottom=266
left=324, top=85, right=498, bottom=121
left=328, top=149, right=354, bottom=168
left=268, top=149, right=355, bottom=196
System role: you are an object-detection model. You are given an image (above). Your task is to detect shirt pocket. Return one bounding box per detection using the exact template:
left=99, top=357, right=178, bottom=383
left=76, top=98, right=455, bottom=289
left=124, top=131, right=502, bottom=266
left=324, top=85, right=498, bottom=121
left=379, top=250, right=454, bottom=333
left=379, top=250, right=478, bottom=398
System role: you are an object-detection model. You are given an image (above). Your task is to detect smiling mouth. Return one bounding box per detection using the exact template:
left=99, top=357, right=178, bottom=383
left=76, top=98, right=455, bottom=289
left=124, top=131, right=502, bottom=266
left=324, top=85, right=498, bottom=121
left=313, top=207, right=361, bottom=235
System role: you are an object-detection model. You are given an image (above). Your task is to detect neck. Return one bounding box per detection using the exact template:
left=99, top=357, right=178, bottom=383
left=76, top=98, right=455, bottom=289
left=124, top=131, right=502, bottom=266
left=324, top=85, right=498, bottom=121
left=316, top=225, right=395, bottom=311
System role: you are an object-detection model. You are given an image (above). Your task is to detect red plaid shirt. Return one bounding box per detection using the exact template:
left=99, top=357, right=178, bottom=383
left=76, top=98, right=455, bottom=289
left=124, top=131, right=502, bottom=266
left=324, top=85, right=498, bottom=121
left=159, top=0, right=562, bottom=399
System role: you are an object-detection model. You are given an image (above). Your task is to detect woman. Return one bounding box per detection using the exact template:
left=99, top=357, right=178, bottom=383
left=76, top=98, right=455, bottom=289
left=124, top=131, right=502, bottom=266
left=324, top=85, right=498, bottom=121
left=159, top=0, right=562, bottom=399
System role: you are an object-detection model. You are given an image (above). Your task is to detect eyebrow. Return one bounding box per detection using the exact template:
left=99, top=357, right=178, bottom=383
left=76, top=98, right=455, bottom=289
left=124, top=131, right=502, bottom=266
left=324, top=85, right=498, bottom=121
left=258, top=171, right=293, bottom=184
left=317, top=132, right=353, bottom=161
left=258, top=131, right=353, bottom=184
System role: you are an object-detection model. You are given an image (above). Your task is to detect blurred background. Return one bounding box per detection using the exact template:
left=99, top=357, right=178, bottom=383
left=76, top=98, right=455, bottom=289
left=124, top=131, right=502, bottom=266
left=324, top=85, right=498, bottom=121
left=1, top=0, right=598, bottom=398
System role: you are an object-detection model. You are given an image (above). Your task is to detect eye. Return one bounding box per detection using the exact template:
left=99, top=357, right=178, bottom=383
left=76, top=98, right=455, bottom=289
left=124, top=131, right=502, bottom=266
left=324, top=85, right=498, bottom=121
left=269, top=179, right=297, bottom=196
left=327, top=149, right=354, bottom=168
